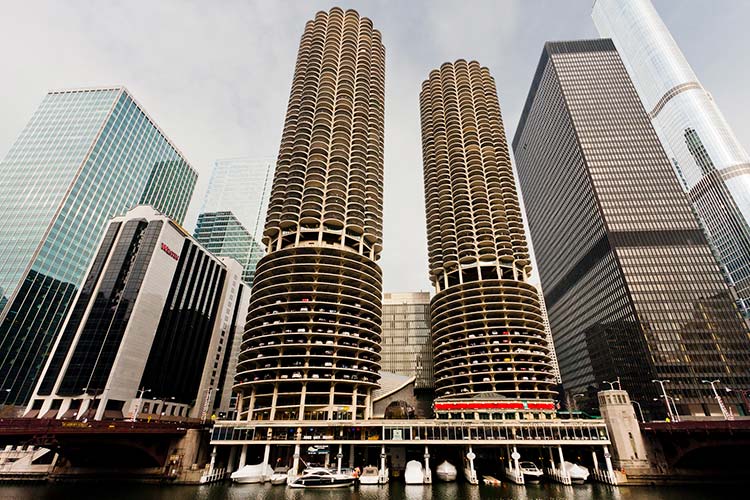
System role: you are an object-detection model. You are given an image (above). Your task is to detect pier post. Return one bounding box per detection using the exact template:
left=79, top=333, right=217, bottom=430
left=239, top=444, right=248, bottom=468
left=424, top=445, right=432, bottom=483
left=466, top=445, right=477, bottom=484
left=337, top=444, right=343, bottom=474
left=380, top=445, right=387, bottom=483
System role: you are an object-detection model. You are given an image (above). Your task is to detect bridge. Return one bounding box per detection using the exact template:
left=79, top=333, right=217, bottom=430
left=0, top=418, right=212, bottom=481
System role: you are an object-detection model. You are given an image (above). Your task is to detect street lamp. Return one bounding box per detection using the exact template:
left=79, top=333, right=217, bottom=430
left=131, top=387, right=151, bottom=422
left=602, top=378, right=621, bottom=390
left=631, top=400, right=645, bottom=423
left=652, top=379, right=678, bottom=422
left=702, top=379, right=733, bottom=420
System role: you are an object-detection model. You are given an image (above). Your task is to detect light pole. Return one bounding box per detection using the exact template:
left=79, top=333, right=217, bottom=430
left=702, top=379, right=733, bottom=420
left=652, top=379, right=678, bottom=422
left=602, top=378, right=621, bottom=390
left=131, top=387, right=151, bottom=422
left=631, top=400, right=645, bottom=423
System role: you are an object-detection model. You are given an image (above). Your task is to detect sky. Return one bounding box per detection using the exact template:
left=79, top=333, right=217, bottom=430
left=1, top=0, right=749, bottom=293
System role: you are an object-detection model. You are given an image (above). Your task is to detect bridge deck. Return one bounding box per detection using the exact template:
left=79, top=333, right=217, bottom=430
left=0, top=418, right=205, bottom=437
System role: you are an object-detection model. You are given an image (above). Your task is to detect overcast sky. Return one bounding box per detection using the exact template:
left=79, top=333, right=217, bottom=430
left=1, top=0, right=749, bottom=292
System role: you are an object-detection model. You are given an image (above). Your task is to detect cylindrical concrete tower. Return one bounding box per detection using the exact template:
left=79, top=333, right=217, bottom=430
left=420, top=60, right=557, bottom=402
left=234, top=7, right=385, bottom=421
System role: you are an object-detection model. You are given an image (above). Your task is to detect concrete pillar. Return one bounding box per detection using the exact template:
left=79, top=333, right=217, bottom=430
left=364, top=390, right=372, bottom=420
left=209, top=446, right=217, bottom=473
left=239, top=444, right=248, bottom=468
left=380, top=445, right=387, bottom=482
left=592, top=449, right=599, bottom=471
left=328, top=385, right=336, bottom=420
left=604, top=445, right=614, bottom=477
left=247, top=389, right=256, bottom=422
left=269, top=385, right=279, bottom=421
left=424, top=445, right=432, bottom=483
left=57, top=399, right=71, bottom=420
left=466, top=445, right=477, bottom=484
left=94, top=397, right=107, bottom=421
left=349, top=444, right=355, bottom=469
left=263, top=444, right=271, bottom=466
left=337, top=444, right=343, bottom=474
left=292, top=443, right=301, bottom=476
left=549, top=447, right=556, bottom=470
left=513, top=446, right=520, bottom=475
left=227, top=446, right=238, bottom=473
left=557, top=446, right=565, bottom=470
left=298, top=383, right=307, bottom=420
left=235, top=393, right=244, bottom=419
left=351, top=387, right=358, bottom=422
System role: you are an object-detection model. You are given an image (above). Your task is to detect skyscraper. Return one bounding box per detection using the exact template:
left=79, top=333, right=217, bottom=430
left=381, top=292, right=433, bottom=390
left=420, top=60, right=557, bottom=407
left=0, top=87, right=197, bottom=406
left=234, top=7, right=385, bottom=421
left=194, top=158, right=273, bottom=286
left=513, top=39, right=750, bottom=418
left=593, top=0, right=750, bottom=318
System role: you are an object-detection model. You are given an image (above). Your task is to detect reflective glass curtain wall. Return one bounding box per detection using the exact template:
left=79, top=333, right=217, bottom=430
left=381, top=292, right=433, bottom=390
left=513, top=40, right=750, bottom=418
left=0, top=88, right=197, bottom=406
left=593, top=0, right=750, bottom=317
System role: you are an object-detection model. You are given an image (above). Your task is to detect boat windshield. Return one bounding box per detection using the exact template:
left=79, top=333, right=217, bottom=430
left=520, top=462, right=539, bottom=470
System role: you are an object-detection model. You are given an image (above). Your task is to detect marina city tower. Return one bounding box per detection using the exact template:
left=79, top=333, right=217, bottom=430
left=234, top=8, right=385, bottom=421
left=420, top=60, right=557, bottom=408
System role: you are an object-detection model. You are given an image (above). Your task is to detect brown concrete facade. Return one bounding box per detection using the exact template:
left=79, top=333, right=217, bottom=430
left=235, top=7, right=385, bottom=421
left=420, top=60, right=556, bottom=400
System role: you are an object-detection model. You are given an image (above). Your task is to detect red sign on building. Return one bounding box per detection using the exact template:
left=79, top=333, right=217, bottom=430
left=161, top=243, right=179, bottom=261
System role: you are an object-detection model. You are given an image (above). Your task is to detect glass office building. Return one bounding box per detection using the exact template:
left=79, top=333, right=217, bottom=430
left=381, top=292, right=433, bottom=390
left=513, top=40, right=750, bottom=418
left=194, top=158, right=273, bottom=286
left=593, top=0, right=750, bottom=317
left=0, top=88, right=197, bottom=406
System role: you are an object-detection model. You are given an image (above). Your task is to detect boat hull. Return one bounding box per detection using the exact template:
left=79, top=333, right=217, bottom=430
left=289, top=478, right=354, bottom=488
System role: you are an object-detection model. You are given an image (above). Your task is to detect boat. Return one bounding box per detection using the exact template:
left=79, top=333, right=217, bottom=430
left=359, top=465, right=381, bottom=485
left=562, top=461, right=590, bottom=484
left=288, top=467, right=355, bottom=489
left=230, top=462, right=274, bottom=483
left=404, top=460, right=424, bottom=484
left=483, top=475, right=502, bottom=486
left=436, top=460, right=457, bottom=482
left=270, top=466, right=289, bottom=485
left=520, top=461, right=544, bottom=483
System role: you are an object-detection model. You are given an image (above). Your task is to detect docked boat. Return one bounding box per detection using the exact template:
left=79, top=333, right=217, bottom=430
left=270, top=466, right=289, bottom=485
left=520, top=461, right=544, bottom=483
left=359, top=465, right=381, bottom=485
left=483, top=475, right=502, bottom=486
left=288, top=467, right=355, bottom=489
left=230, top=462, right=274, bottom=483
left=562, top=461, right=590, bottom=484
left=404, top=460, right=425, bottom=484
left=436, top=460, right=457, bottom=482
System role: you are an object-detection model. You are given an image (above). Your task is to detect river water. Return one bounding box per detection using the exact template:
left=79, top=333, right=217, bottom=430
left=0, top=482, right=744, bottom=500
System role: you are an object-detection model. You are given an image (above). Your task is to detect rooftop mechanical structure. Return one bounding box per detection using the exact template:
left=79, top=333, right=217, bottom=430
left=234, top=7, right=385, bottom=421
left=419, top=60, right=557, bottom=403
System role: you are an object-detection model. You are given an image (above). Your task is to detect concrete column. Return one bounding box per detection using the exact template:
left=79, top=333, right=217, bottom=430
left=513, top=446, right=520, bottom=475
left=549, top=447, right=556, bottom=470
left=349, top=444, right=355, bottom=468
left=94, top=397, right=107, bottom=421
left=466, top=445, right=476, bottom=484
left=557, top=446, right=565, bottom=470
left=292, top=443, right=301, bottom=476
left=235, top=393, right=244, bottom=419
left=247, top=389, right=256, bottom=422
left=603, top=445, right=614, bottom=477
left=57, top=399, right=71, bottom=420
left=239, top=444, right=248, bottom=468
left=227, top=446, right=238, bottom=473
left=337, top=444, right=343, bottom=474
left=424, top=445, right=432, bottom=483
left=364, top=390, right=372, bottom=420
left=263, top=444, right=271, bottom=466
left=269, top=385, right=279, bottom=421
left=380, top=445, right=386, bottom=482
left=298, top=383, right=307, bottom=420
left=328, top=385, right=336, bottom=420
left=592, top=450, right=599, bottom=471
left=209, top=446, right=217, bottom=473
left=351, top=387, right=358, bottom=422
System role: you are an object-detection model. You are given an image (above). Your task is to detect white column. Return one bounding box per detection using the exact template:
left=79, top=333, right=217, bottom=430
left=263, top=444, right=271, bottom=465
left=592, top=450, right=599, bottom=471
left=239, top=444, right=248, bottom=468
left=424, top=445, right=432, bottom=483
left=512, top=446, right=520, bottom=475
left=269, top=385, right=279, bottom=421
left=235, top=393, right=244, bottom=419
left=351, top=387, right=358, bottom=422
left=298, top=383, right=307, bottom=420
left=549, top=447, right=556, bottom=470
left=603, top=445, right=614, bottom=477
left=247, top=389, right=256, bottom=422
left=380, top=445, right=386, bottom=483
left=328, top=385, right=336, bottom=420
left=364, top=390, right=372, bottom=420
left=557, top=446, right=565, bottom=470
left=209, top=446, right=217, bottom=473
left=337, top=444, right=343, bottom=474
left=292, top=443, right=301, bottom=476
left=466, top=445, right=476, bottom=484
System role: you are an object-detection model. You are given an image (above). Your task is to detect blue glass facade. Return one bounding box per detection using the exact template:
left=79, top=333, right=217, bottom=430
left=194, top=211, right=263, bottom=286
left=0, top=88, right=197, bottom=406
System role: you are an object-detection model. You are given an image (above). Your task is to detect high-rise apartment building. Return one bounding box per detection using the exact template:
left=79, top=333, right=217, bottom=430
left=0, top=88, right=197, bottom=406
left=513, top=40, right=750, bottom=418
left=593, top=0, right=750, bottom=318
left=194, top=158, right=274, bottom=286
left=234, top=7, right=385, bottom=421
left=419, top=60, right=557, bottom=411
left=381, top=292, right=433, bottom=390
left=26, top=206, right=245, bottom=421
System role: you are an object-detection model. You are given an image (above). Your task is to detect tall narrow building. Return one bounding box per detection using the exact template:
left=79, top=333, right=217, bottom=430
left=233, top=7, right=385, bottom=421
left=593, top=0, right=750, bottom=318
left=420, top=60, right=557, bottom=410
left=513, top=40, right=750, bottom=418
left=0, top=87, right=197, bottom=407
left=194, top=158, right=274, bottom=286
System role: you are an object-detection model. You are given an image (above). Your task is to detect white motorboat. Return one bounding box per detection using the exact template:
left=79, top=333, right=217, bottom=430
left=288, top=467, right=355, bottom=489
left=270, top=466, right=289, bottom=485
left=562, top=461, right=590, bottom=484
left=230, top=462, right=274, bottom=483
left=359, top=465, right=381, bottom=485
left=520, top=461, right=544, bottom=483
left=436, top=460, right=457, bottom=482
left=404, top=460, right=425, bottom=484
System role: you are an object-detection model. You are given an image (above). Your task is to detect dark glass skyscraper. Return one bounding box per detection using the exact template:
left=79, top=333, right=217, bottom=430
left=0, top=88, right=197, bottom=407
left=513, top=40, right=750, bottom=418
